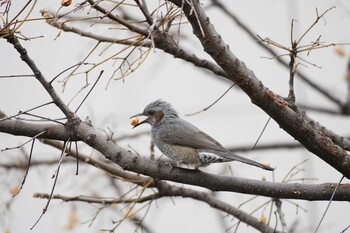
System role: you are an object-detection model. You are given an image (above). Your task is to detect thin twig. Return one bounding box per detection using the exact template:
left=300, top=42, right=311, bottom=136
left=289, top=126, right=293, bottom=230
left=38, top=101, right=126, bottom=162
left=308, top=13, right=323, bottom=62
left=12, top=132, right=45, bottom=197
left=211, top=0, right=343, bottom=107
left=185, top=83, right=236, bottom=116
left=341, top=224, right=350, bottom=233
left=288, top=41, right=297, bottom=102
left=33, top=192, right=159, bottom=205
left=49, top=62, right=93, bottom=84
left=2, top=130, right=46, bottom=152
left=0, top=74, right=34, bottom=78
left=0, top=101, right=54, bottom=123
left=20, top=112, right=65, bottom=125
left=30, top=140, right=69, bottom=230
left=134, top=0, right=153, bottom=26
left=274, top=199, right=288, bottom=232
left=314, top=175, right=345, bottom=233
left=75, top=70, right=103, bottom=113
left=87, top=0, right=149, bottom=36
left=74, top=141, right=79, bottom=175
left=41, top=9, right=150, bottom=47
left=251, top=117, right=271, bottom=150
left=296, top=7, right=336, bottom=45
left=5, top=33, right=73, bottom=118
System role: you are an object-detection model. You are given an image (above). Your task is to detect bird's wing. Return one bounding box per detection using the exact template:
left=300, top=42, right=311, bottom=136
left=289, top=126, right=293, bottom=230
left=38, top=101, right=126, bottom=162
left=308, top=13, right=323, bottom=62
left=157, top=120, right=227, bottom=151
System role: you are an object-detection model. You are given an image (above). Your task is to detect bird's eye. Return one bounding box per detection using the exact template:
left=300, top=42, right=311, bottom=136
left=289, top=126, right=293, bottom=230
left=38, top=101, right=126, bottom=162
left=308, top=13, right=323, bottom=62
left=148, top=110, right=155, bottom=115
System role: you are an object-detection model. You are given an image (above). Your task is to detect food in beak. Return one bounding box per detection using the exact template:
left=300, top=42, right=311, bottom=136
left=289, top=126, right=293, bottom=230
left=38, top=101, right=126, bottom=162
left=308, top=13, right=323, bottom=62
left=130, top=117, right=140, bottom=127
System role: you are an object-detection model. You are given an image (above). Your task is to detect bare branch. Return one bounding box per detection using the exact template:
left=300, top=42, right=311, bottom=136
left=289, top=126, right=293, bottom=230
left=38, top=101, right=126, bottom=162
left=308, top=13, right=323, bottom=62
left=170, top=0, right=350, bottom=178
left=134, top=0, right=154, bottom=26
left=0, top=118, right=74, bottom=140
left=33, top=192, right=159, bottom=205
left=251, top=117, right=271, bottom=150
left=87, top=0, right=149, bottom=36
left=11, top=131, right=47, bottom=197
left=296, top=7, right=336, bottom=45
left=42, top=139, right=153, bottom=187
left=314, top=175, right=345, bottom=233
left=75, top=70, right=103, bottom=113
left=274, top=199, right=288, bottom=232
left=0, top=119, right=350, bottom=200
left=40, top=9, right=150, bottom=47
left=210, top=0, right=344, bottom=108
left=5, top=33, right=74, bottom=119
left=185, top=83, right=235, bottom=116
left=31, top=140, right=68, bottom=230
left=78, top=120, right=350, bottom=201
left=34, top=180, right=283, bottom=233
left=156, top=181, right=282, bottom=233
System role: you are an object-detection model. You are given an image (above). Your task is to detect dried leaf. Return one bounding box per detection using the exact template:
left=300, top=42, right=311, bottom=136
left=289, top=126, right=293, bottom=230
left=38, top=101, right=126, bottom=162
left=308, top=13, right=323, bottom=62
left=66, top=208, right=79, bottom=229
left=259, top=214, right=267, bottom=224
left=9, top=185, right=19, bottom=196
left=335, top=46, right=346, bottom=57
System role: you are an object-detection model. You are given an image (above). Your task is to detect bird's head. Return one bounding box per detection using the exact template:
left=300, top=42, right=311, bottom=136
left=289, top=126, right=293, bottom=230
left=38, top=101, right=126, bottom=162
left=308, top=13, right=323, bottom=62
left=130, top=99, right=178, bottom=128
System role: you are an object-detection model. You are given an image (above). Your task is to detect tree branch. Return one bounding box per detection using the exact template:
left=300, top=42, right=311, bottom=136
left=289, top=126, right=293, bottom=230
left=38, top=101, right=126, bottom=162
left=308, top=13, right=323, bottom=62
left=35, top=181, right=283, bottom=233
left=0, top=118, right=75, bottom=140
left=33, top=192, right=159, bottom=204
left=39, top=140, right=281, bottom=232
left=77, top=120, right=350, bottom=201
left=40, top=9, right=151, bottom=47
left=156, top=181, right=282, bottom=233
left=1, top=119, right=350, bottom=200
left=210, top=0, right=344, bottom=109
left=5, top=33, right=74, bottom=119
left=169, top=0, right=350, bottom=178
left=87, top=0, right=149, bottom=36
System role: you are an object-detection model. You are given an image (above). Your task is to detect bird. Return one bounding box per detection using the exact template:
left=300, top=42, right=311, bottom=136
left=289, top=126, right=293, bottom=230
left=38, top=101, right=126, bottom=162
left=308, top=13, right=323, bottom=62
left=131, top=99, right=274, bottom=171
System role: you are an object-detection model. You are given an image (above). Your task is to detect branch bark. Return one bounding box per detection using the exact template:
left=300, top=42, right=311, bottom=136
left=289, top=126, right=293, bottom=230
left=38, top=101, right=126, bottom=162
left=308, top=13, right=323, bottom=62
left=168, top=0, right=350, bottom=178
left=1, top=118, right=350, bottom=201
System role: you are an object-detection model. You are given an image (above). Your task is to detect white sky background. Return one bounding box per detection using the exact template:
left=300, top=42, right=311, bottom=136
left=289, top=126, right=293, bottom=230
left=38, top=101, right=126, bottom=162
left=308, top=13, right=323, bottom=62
left=1, top=0, right=350, bottom=232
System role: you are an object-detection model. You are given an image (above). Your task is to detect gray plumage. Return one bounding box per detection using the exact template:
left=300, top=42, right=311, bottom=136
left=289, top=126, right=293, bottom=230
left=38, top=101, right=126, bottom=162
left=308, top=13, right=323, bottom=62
left=131, top=100, right=274, bottom=170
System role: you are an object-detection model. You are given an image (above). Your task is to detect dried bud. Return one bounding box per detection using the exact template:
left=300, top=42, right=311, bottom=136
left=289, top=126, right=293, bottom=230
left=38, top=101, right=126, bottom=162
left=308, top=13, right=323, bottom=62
left=259, top=214, right=267, bottom=224
left=262, top=161, right=271, bottom=167
left=335, top=46, right=346, bottom=57
left=9, top=185, right=19, bottom=196
left=130, top=117, right=139, bottom=127
left=61, top=0, right=72, bottom=7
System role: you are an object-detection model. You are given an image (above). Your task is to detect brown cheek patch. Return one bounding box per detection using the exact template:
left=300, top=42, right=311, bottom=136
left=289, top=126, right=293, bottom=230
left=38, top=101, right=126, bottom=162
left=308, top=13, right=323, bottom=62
left=154, top=111, right=164, bottom=123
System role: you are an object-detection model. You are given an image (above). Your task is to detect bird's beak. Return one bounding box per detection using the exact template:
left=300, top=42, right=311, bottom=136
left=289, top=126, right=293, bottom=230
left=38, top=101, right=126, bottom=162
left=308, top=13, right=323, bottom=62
left=130, top=113, right=148, bottom=129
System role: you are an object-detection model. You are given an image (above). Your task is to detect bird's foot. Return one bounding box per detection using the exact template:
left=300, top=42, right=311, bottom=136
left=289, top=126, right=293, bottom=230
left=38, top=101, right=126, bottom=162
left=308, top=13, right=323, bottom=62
left=164, top=161, right=176, bottom=169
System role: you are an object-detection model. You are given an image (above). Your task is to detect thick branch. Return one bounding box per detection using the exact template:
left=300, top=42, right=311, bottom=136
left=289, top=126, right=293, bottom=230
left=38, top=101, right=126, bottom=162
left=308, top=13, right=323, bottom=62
left=0, top=118, right=75, bottom=140
left=151, top=31, right=228, bottom=79
left=43, top=139, right=153, bottom=187
left=35, top=181, right=282, bottom=233
left=1, top=119, right=350, bottom=200
left=170, top=0, right=350, bottom=178
left=77, top=121, right=350, bottom=201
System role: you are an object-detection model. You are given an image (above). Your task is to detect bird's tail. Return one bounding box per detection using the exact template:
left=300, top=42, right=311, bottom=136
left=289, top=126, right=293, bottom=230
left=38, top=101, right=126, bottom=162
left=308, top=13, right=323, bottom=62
left=226, top=151, right=274, bottom=171
left=202, top=150, right=274, bottom=171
